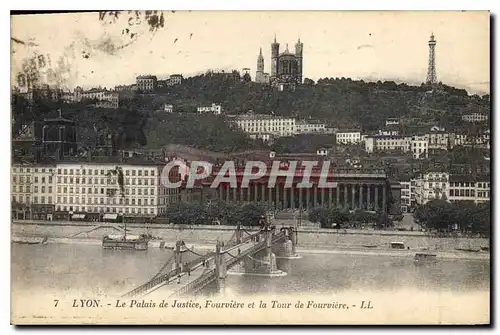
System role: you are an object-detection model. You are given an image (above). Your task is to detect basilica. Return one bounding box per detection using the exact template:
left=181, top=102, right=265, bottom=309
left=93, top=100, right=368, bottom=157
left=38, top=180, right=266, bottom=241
left=255, top=36, right=303, bottom=91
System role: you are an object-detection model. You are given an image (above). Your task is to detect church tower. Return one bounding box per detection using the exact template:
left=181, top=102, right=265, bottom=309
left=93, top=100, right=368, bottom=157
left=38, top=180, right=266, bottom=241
left=255, top=48, right=265, bottom=83
left=295, top=37, right=303, bottom=84
left=271, top=35, right=280, bottom=77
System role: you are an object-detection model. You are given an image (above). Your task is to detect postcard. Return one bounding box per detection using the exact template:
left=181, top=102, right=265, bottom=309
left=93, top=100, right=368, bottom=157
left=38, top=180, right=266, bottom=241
left=10, top=10, right=490, bottom=325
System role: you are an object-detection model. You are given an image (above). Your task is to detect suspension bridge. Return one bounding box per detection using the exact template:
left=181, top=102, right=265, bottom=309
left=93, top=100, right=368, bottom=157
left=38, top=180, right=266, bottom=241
left=121, top=224, right=299, bottom=298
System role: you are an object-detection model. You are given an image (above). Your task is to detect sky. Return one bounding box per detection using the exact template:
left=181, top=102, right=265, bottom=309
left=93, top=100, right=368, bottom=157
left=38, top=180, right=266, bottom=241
left=10, top=11, right=490, bottom=94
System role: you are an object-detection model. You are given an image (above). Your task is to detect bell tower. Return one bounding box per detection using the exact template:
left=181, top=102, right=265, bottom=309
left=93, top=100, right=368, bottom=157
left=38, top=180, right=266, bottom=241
left=295, top=37, right=303, bottom=84
left=271, top=35, right=280, bottom=77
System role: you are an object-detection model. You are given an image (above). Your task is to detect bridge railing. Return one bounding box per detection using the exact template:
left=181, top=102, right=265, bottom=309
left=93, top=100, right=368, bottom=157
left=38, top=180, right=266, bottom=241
left=170, top=268, right=217, bottom=297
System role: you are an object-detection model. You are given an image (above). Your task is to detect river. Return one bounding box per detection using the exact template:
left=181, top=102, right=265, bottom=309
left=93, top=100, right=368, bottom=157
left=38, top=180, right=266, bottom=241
left=11, top=243, right=490, bottom=298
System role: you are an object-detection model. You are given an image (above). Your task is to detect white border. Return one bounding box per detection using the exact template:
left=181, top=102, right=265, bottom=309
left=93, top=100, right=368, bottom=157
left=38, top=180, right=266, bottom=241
left=3, top=1, right=498, bottom=333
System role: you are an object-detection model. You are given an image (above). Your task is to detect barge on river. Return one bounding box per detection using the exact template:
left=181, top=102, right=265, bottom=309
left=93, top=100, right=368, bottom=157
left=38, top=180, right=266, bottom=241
left=102, top=234, right=149, bottom=251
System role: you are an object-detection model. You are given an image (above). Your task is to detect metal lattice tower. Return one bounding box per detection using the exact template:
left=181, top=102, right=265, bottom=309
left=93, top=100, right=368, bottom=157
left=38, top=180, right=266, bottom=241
left=426, top=33, right=437, bottom=85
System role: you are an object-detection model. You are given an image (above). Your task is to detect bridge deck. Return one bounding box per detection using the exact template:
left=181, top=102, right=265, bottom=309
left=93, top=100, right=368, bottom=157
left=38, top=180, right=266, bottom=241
left=123, top=229, right=288, bottom=298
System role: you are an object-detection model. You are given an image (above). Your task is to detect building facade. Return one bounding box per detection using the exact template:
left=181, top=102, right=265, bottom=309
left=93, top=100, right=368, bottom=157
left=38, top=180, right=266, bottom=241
left=200, top=165, right=399, bottom=213
left=336, top=131, right=362, bottom=145
left=295, top=121, right=328, bottom=134
left=448, top=175, right=490, bottom=204
left=462, top=113, right=488, bottom=122
left=413, top=172, right=449, bottom=205
left=11, top=164, right=57, bottom=219
left=62, top=87, right=119, bottom=109
left=11, top=160, right=182, bottom=220
left=269, top=37, right=303, bottom=90
left=231, top=113, right=296, bottom=137
left=136, top=75, right=158, bottom=92
left=197, top=103, right=222, bottom=115
left=167, top=74, right=183, bottom=86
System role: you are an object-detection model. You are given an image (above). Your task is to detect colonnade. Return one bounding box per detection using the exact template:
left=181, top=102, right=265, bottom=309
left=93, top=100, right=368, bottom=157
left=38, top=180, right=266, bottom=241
left=217, top=182, right=388, bottom=212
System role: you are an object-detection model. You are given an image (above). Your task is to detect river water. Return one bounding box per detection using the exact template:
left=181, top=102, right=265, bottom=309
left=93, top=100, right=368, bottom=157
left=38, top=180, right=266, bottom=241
left=11, top=243, right=490, bottom=298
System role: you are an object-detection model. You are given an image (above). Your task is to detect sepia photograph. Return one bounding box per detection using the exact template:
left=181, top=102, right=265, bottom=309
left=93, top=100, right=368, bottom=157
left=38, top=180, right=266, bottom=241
left=10, top=10, right=490, bottom=325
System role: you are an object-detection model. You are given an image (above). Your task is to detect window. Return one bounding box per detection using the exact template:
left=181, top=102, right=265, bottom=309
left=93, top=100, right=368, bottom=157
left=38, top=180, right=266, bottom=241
left=35, top=177, right=38, bottom=183
left=34, top=186, right=38, bottom=193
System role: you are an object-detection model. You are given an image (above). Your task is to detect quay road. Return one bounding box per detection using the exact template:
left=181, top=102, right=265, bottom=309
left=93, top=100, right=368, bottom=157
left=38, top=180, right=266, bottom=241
left=12, top=219, right=427, bottom=237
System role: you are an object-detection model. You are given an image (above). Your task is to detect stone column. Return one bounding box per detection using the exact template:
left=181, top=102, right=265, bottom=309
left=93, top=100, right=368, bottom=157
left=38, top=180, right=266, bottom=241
left=254, top=183, right=258, bottom=202
left=275, top=184, right=280, bottom=209
left=233, top=186, right=237, bottom=201
left=329, top=187, right=333, bottom=207
left=299, top=188, right=303, bottom=209
left=321, top=188, right=325, bottom=207
left=290, top=186, right=295, bottom=210
left=225, top=185, right=230, bottom=202
left=359, top=184, right=363, bottom=210
left=305, top=188, right=310, bottom=210
left=268, top=187, right=272, bottom=207
left=351, top=184, right=356, bottom=210
left=367, top=184, right=371, bottom=210
left=343, top=184, right=348, bottom=209
left=336, top=186, right=340, bottom=208
left=374, top=185, right=379, bottom=211
left=261, top=183, right=266, bottom=202
left=382, top=186, right=387, bottom=213
left=313, top=186, right=318, bottom=208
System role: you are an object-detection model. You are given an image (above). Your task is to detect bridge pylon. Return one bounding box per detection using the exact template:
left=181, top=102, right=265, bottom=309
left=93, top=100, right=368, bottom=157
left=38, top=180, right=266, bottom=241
left=215, top=240, right=227, bottom=279
left=276, top=227, right=299, bottom=258
left=172, top=240, right=183, bottom=272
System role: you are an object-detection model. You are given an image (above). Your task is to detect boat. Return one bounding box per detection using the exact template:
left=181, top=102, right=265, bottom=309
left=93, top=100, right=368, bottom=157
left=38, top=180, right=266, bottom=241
left=390, top=241, right=405, bottom=249
left=455, top=247, right=481, bottom=253
left=102, top=234, right=149, bottom=250
left=413, top=253, right=437, bottom=264
left=102, top=214, right=149, bottom=250
left=12, top=236, right=48, bottom=245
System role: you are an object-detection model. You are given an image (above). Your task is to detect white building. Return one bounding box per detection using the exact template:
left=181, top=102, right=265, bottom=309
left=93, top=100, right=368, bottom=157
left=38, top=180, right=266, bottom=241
left=462, top=113, right=488, bottom=122
left=53, top=162, right=180, bottom=217
left=336, top=130, right=362, bottom=145
left=248, top=133, right=272, bottom=143
left=62, top=87, right=119, bottom=109
left=231, top=113, right=296, bottom=137
left=413, top=172, right=449, bottom=205
left=316, top=148, right=329, bottom=157
left=365, top=135, right=410, bottom=153
left=11, top=164, right=57, bottom=219
left=197, top=103, right=222, bottom=115
left=410, top=135, right=428, bottom=159
left=136, top=75, right=157, bottom=92
left=425, top=131, right=450, bottom=151
left=164, top=104, right=174, bottom=113
left=167, top=74, right=183, bottom=86
left=399, top=178, right=411, bottom=213
left=385, top=118, right=399, bottom=126
left=448, top=175, right=490, bottom=204
left=295, top=121, right=327, bottom=134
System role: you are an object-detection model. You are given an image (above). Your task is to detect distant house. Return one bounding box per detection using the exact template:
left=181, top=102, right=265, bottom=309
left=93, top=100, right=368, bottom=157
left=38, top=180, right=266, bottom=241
left=197, top=103, right=222, bottom=115
left=164, top=104, right=174, bottom=113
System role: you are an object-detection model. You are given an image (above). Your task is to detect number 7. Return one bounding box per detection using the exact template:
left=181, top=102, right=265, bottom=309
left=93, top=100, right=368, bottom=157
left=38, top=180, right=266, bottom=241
left=54, top=299, right=59, bottom=307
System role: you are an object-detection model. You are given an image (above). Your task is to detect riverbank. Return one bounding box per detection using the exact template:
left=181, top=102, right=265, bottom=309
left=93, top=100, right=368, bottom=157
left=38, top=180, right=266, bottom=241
left=11, top=220, right=490, bottom=260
